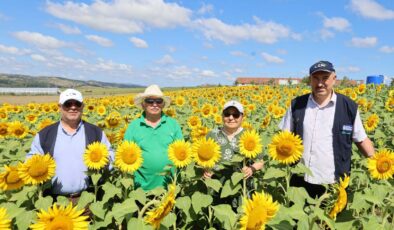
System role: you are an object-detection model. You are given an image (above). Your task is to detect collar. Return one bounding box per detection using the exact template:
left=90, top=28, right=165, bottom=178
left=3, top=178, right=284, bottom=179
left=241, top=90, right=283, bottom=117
left=139, top=112, right=167, bottom=126
left=309, top=91, right=336, bottom=108
left=59, top=120, right=83, bottom=134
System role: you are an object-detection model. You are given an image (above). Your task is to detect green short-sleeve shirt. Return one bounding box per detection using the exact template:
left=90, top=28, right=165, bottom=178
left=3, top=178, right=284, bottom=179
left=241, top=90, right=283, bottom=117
left=124, top=113, right=183, bottom=190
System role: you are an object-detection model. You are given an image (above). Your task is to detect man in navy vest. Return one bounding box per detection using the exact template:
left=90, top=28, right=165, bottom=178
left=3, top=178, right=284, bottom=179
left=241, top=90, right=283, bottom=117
left=279, top=61, right=375, bottom=198
left=27, top=89, right=114, bottom=199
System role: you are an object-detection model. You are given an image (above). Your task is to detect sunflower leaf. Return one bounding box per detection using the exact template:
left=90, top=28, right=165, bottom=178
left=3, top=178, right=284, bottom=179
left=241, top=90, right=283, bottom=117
left=191, top=192, right=213, bottom=213
left=101, top=182, right=122, bottom=203
left=111, top=198, right=138, bottom=222
left=220, top=179, right=241, bottom=198
left=129, top=188, right=147, bottom=205
left=263, top=167, right=286, bottom=180
left=175, top=196, right=191, bottom=214
left=204, top=178, right=222, bottom=192
left=15, top=210, right=34, bottom=230
left=231, top=172, right=244, bottom=185
left=77, top=191, right=95, bottom=210
left=212, top=204, right=237, bottom=229
left=161, top=212, right=177, bottom=228
left=90, top=201, right=106, bottom=220
left=127, top=218, right=153, bottom=230
left=34, top=196, right=53, bottom=210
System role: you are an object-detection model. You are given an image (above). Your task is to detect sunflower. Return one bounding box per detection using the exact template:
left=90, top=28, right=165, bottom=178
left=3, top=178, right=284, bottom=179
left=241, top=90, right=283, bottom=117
left=385, top=97, right=394, bottom=112
left=37, top=118, right=54, bottom=130
left=168, top=140, right=192, bottom=168
left=239, top=130, right=263, bottom=159
left=175, top=96, right=185, bottom=107
left=367, top=149, right=394, bottom=180
left=105, top=111, right=122, bottom=128
left=96, top=105, right=107, bottom=116
left=164, top=108, right=176, bottom=118
left=41, top=104, right=52, bottom=113
left=201, top=103, right=212, bottom=118
left=214, top=114, right=222, bottom=124
left=30, top=203, right=89, bottom=230
left=0, top=207, right=11, bottom=229
left=242, top=121, right=253, bottom=131
left=329, top=175, right=350, bottom=219
left=187, top=116, right=201, bottom=128
left=357, top=84, right=366, bottom=94
left=0, top=122, right=8, bottom=138
left=363, top=114, right=379, bottom=132
left=83, top=142, right=109, bottom=170
left=190, top=126, right=210, bottom=142
left=115, top=141, right=143, bottom=173
left=117, top=126, right=128, bottom=141
left=145, top=184, right=177, bottom=229
left=25, top=113, right=38, bottom=124
left=0, top=164, right=24, bottom=191
left=7, top=121, right=29, bottom=139
left=272, top=106, right=285, bottom=119
left=192, top=138, right=221, bottom=168
left=0, top=108, right=8, bottom=120
left=260, top=115, right=271, bottom=129
left=18, top=154, right=56, bottom=185
left=239, top=191, right=279, bottom=230
left=268, top=131, right=303, bottom=165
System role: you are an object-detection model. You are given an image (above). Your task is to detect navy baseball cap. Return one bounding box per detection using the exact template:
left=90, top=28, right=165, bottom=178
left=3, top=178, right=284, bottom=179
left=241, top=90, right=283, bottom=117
left=309, top=61, right=335, bottom=75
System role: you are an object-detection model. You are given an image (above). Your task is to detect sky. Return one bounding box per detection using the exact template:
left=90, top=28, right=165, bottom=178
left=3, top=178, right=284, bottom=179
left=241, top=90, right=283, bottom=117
left=0, top=0, right=393, bottom=87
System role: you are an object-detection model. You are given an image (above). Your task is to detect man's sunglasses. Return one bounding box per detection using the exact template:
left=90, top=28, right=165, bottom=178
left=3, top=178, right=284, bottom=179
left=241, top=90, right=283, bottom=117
left=223, top=111, right=242, bottom=119
left=144, top=98, right=164, bottom=105
left=63, top=100, right=83, bottom=108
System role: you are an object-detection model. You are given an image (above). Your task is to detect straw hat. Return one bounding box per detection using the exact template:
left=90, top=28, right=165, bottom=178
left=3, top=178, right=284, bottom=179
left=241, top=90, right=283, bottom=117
left=134, top=84, right=171, bottom=109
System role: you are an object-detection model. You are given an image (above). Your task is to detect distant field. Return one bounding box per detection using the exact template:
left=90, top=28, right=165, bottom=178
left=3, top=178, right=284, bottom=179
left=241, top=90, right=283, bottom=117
left=0, top=86, right=184, bottom=104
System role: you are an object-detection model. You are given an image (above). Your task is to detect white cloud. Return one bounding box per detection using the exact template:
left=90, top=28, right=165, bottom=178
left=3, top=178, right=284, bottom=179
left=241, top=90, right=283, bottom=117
left=54, top=23, right=81, bottom=34
left=45, top=0, right=192, bottom=34
left=350, top=0, right=394, bottom=20
left=276, top=49, right=288, bottom=55
left=13, top=31, right=67, bottom=49
left=351, top=36, right=377, bottom=47
left=379, top=45, right=394, bottom=53
left=337, top=66, right=361, bottom=73
left=323, top=16, right=351, bottom=31
left=201, top=70, right=217, bottom=78
left=166, top=46, right=176, bottom=53
left=261, top=52, right=284, bottom=63
left=230, top=51, right=247, bottom=57
left=30, top=54, right=47, bottom=62
left=129, top=37, right=148, bottom=48
left=194, top=17, right=296, bottom=44
left=320, top=28, right=335, bottom=39
left=203, top=43, right=214, bottom=49
left=157, top=54, right=175, bottom=65
left=197, top=3, right=214, bottom=15
left=85, top=35, right=113, bottom=47
left=0, top=44, right=31, bottom=55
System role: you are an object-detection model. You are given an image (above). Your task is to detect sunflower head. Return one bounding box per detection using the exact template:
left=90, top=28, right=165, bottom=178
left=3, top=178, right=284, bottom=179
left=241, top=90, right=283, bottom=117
left=239, top=130, right=263, bottom=159
left=239, top=191, right=279, bottom=230
left=30, top=203, right=89, bottom=230
left=268, top=131, right=304, bottom=165
left=168, top=140, right=192, bottom=168
left=0, top=207, right=11, bottom=229
left=7, top=121, right=29, bottom=139
left=192, top=138, right=221, bottom=168
left=115, top=141, right=143, bottom=173
left=18, top=154, right=56, bottom=185
left=367, top=149, right=394, bottom=180
left=364, top=114, right=379, bottom=133
left=83, top=142, right=109, bottom=170
left=0, top=164, right=24, bottom=191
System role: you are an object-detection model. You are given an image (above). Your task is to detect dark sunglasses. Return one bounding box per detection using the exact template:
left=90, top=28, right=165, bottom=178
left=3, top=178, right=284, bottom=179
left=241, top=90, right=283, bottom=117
left=144, top=98, right=164, bottom=105
left=63, top=100, right=83, bottom=108
left=223, top=111, right=242, bottom=119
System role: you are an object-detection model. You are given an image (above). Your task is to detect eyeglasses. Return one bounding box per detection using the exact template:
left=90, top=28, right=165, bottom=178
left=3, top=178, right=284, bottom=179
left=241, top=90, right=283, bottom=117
left=62, top=100, right=83, bottom=108
left=223, top=111, right=242, bottom=119
left=144, top=98, right=164, bottom=105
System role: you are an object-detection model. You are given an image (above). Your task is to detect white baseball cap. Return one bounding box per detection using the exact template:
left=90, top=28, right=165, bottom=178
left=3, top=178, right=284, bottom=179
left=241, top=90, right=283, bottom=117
left=59, top=89, right=83, bottom=104
left=223, top=100, right=244, bottom=113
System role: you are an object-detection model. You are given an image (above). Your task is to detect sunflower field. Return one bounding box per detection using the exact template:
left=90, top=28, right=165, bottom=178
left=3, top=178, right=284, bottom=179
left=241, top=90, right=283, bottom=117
left=0, top=84, right=393, bottom=229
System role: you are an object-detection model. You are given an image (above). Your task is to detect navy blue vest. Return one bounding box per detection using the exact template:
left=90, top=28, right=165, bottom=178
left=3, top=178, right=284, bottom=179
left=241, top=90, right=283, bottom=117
left=291, top=93, right=357, bottom=180
left=39, top=121, right=102, bottom=156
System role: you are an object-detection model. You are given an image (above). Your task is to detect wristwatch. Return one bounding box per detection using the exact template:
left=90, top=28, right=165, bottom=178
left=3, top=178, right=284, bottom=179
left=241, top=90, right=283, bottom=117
left=250, top=165, right=257, bottom=174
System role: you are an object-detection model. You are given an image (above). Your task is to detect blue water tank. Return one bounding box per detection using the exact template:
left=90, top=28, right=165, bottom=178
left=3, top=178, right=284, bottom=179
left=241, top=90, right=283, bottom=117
left=366, top=75, right=384, bottom=84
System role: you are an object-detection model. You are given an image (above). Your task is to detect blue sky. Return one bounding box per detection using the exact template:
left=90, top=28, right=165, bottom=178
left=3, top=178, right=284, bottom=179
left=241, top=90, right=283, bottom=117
left=0, top=0, right=393, bottom=87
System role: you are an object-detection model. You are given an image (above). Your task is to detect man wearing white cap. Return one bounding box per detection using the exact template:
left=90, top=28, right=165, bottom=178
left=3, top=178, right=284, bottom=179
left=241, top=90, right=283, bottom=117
left=27, top=89, right=114, bottom=199
left=124, top=84, right=183, bottom=191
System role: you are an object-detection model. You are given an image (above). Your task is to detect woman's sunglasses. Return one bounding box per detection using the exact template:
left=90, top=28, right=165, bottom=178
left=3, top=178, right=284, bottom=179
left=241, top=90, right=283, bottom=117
left=62, top=100, right=83, bottom=108
left=144, top=98, right=164, bottom=105
left=223, top=111, right=242, bottom=119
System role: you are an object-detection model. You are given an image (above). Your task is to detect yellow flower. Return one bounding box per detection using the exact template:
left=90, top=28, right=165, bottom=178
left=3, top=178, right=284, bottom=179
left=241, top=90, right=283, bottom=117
left=272, top=106, right=285, bottom=119
left=7, top=121, right=29, bottom=139
left=329, top=175, right=350, bottom=220
left=260, top=115, right=271, bottom=129
left=83, top=142, right=109, bottom=170
left=0, top=108, right=8, bottom=120
left=145, top=184, right=176, bottom=229
left=0, top=207, right=11, bottom=229
left=86, top=104, right=95, bottom=112
left=190, top=126, right=210, bottom=142
left=164, top=108, right=176, bottom=118
left=175, top=96, right=185, bottom=107
left=201, top=104, right=212, bottom=118
left=192, top=138, right=221, bottom=168
left=168, top=140, right=192, bottom=168
left=239, top=130, right=263, bottom=159
left=37, top=118, right=54, bottom=130
left=105, top=111, right=122, bottom=128
left=363, top=114, right=379, bottom=132
left=0, top=122, right=8, bottom=138
left=25, top=113, right=38, bottom=124
left=115, top=141, right=143, bottom=173
left=187, top=116, right=201, bottom=128
left=239, top=191, right=279, bottom=230
left=268, top=131, right=303, bottom=164
left=242, top=121, right=253, bottom=131
left=385, top=97, right=394, bottom=112
left=96, top=105, right=107, bottom=116
left=0, top=165, right=24, bottom=191
left=18, top=154, right=56, bottom=185
left=367, top=149, right=394, bottom=180
left=357, top=84, right=366, bottom=94
left=214, top=114, right=222, bottom=124
left=30, top=203, right=89, bottom=230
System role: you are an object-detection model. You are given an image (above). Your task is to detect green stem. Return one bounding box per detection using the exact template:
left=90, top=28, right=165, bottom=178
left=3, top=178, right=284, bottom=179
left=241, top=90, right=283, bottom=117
left=284, top=165, right=291, bottom=206
left=243, top=159, right=247, bottom=198
left=138, top=200, right=160, bottom=219
left=208, top=206, right=213, bottom=228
